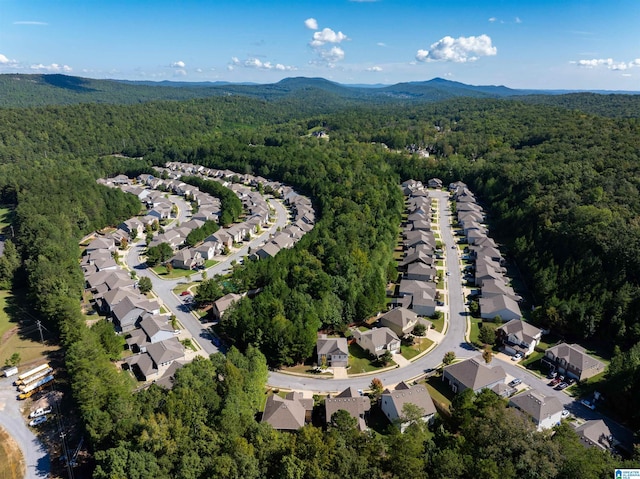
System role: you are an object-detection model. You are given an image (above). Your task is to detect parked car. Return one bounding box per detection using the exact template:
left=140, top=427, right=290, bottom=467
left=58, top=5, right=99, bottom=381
left=555, top=382, right=569, bottom=390
left=511, top=352, right=523, bottom=361
left=29, top=407, right=52, bottom=419
left=180, top=291, right=191, bottom=296
left=446, top=272, right=451, bottom=276
left=581, top=399, right=596, bottom=410
left=561, top=409, right=570, bottom=418
left=566, top=378, right=576, bottom=385
left=29, top=415, right=48, bottom=427
left=509, top=378, right=522, bottom=387
left=550, top=378, right=561, bottom=386
left=547, top=371, right=557, bottom=379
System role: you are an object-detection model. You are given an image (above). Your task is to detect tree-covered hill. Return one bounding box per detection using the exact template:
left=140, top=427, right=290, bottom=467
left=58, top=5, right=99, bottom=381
left=5, top=73, right=639, bottom=116
left=3, top=92, right=640, bottom=473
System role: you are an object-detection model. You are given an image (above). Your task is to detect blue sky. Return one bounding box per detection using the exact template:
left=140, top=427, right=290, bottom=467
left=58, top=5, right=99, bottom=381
left=1, top=0, right=639, bottom=90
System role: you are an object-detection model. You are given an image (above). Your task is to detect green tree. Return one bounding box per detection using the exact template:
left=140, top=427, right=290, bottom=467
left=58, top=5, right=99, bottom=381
left=195, top=278, right=224, bottom=305
left=443, top=351, right=456, bottom=366
left=138, top=276, right=153, bottom=294
left=478, top=324, right=496, bottom=345
left=412, top=323, right=427, bottom=336
left=4, top=352, right=21, bottom=367
left=0, top=240, right=20, bottom=289
left=370, top=377, right=384, bottom=400
left=378, top=350, right=393, bottom=366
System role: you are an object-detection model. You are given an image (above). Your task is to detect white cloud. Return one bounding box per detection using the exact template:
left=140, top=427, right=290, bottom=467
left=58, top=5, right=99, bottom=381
left=319, top=46, right=345, bottom=64
left=488, top=17, right=497, bottom=23
left=195, top=68, right=203, bottom=73
left=304, top=18, right=318, bottom=30
left=515, top=17, right=522, bottom=23
left=171, top=60, right=186, bottom=68
left=377, top=42, right=387, bottom=47
left=416, top=34, right=497, bottom=63
left=574, top=57, right=640, bottom=71
left=0, top=54, right=12, bottom=64
left=306, top=21, right=349, bottom=66
left=230, top=57, right=296, bottom=71
left=13, top=21, right=48, bottom=25
left=310, top=27, right=348, bottom=47
left=30, top=63, right=72, bottom=72
left=366, top=66, right=383, bottom=72
left=173, top=69, right=187, bottom=76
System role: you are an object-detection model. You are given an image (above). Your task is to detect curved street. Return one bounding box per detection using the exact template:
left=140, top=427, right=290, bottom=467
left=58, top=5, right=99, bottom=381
left=126, top=183, right=634, bottom=447
left=125, top=196, right=290, bottom=357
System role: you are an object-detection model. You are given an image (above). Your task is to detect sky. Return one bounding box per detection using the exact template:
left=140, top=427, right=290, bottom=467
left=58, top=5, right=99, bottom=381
left=1, top=0, right=639, bottom=90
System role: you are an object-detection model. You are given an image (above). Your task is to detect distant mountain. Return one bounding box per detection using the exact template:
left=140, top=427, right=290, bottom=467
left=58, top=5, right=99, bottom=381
left=0, top=73, right=638, bottom=113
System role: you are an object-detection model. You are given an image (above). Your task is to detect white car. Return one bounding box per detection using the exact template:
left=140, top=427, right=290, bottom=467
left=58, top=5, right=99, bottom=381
left=581, top=399, right=596, bottom=410
left=29, top=406, right=52, bottom=418
left=561, top=409, right=570, bottom=418
left=511, top=352, right=523, bottom=361
left=29, top=415, right=48, bottom=427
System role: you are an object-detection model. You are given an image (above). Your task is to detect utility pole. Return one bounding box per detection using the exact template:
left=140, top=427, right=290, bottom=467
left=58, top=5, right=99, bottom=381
left=36, top=320, right=44, bottom=344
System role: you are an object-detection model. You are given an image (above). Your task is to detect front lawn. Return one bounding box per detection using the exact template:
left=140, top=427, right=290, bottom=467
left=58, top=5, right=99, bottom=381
left=348, top=344, right=395, bottom=374
left=430, top=315, right=445, bottom=333
left=401, top=337, right=435, bottom=360
left=152, top=265, right=198, bottom=279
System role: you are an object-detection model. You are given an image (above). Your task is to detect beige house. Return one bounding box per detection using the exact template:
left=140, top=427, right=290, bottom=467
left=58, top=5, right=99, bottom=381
left=381, top=381, right=437, bottom=432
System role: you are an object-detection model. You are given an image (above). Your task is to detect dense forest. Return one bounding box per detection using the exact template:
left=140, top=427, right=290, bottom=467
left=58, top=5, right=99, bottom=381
left=2, top=87, right=640, bottom=474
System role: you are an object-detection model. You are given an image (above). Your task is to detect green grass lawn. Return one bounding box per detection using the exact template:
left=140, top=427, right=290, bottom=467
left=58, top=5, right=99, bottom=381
left=348, top=344, right=395, bottom=374
left=430, top=315, right=445, bottom=333
left=173, top=282, right=197, bottom=295
left=469, top=318, right=499, bottom=348
left=424, top=374, right=455, bottom=412
left=152, top=265, right=197, bottom=279
left=401, top=337, right=435, bottom=360
left=0, top=289, right=57, bottom=367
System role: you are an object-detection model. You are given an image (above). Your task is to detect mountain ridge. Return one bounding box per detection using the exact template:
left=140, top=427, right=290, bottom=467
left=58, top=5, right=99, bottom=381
left=0, top=73, right=638, bottom=109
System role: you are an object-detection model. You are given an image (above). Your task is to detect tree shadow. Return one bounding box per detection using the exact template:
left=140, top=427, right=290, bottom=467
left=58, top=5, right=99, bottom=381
left=41, top=74, right=97, bottom=93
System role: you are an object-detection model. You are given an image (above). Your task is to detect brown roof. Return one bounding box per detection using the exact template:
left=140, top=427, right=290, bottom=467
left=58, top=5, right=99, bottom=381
left=545, top=343, right=605, bottom=375
left=509, top=389, right=563, bottom=423
left=262, top=393, right=313, bottom=430
left=325, top=387, right=371, bottom=431
left=444, top=357, right=506, bottom=392
left=382, top=383, right=436, bottom=418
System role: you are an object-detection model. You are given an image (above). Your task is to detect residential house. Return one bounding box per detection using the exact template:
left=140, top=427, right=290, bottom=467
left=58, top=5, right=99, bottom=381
left=325, top=387, right=371, bottom=431
left=542, top=343, right=605, bottom=381
left=254, top=242, right=281, bottom=260
left=575, top=420, right=620, bottom=452
left=381, top=381, right=437, bottom=432
left=406, top=262, right=437, bottom=282
left=353, top=327, right=400, bottom=358
left=379, top=307, right=420, bottom=337
left=316, top=334, right=349, bottom=368
left=427, top=178, right=443, bottom=188
left=195, top=241, right=219, bottom=261
left=442, top=357, right=507, bottom=394
left=479, top=294, right=522, bottom=322
left=262, top=392, right=314, bottom=431
left=496, top=319, right=542, bottom=357
left=212, top=293, right=242, bottom=320
left=170, top=249, right=203, bottom=270
left=409, top=290, right=438, bottom=317
left=85, top=236, right=116, bottom=253
left=509, top=389, right=564, bottom=431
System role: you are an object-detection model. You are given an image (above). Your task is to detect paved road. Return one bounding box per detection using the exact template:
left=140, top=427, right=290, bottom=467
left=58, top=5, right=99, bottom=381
left=126, top=197, right=290, bottom=357
left=266, top=189, right=480, bottom=392
left=128, top=185, right=637, bottom=450
left=0, top=376, right=50, bottom=478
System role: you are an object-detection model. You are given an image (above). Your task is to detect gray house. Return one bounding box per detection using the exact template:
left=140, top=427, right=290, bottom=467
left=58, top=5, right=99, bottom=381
left=316, top=334, right=349, bottom=367
left=380, top=381, right=437, bottom=432
left=442, top=357, right=506, bottom=394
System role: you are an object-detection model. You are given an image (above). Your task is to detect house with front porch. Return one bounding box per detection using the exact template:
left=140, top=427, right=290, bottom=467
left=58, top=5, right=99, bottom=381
left=496, top=319, right=542, bottom=357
